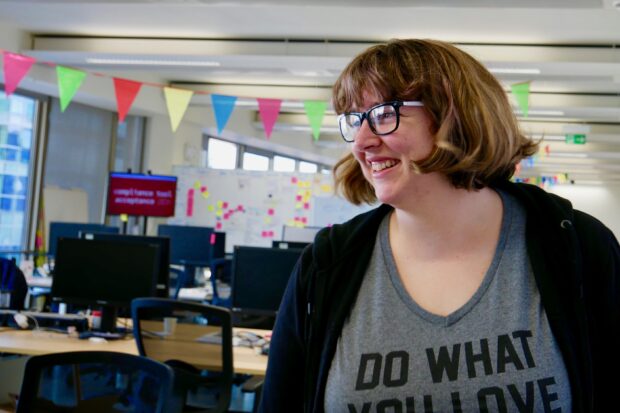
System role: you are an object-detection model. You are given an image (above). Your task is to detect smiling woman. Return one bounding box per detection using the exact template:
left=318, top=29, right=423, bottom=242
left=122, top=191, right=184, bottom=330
left=260, top=39, right=620, bottom=413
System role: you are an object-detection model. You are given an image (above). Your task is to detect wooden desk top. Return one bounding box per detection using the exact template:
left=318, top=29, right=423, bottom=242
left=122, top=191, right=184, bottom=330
left=0, top=328, right=268, bottom=376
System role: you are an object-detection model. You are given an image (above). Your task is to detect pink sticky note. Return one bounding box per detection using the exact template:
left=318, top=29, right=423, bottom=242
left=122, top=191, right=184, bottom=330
left=261, top=231, right=267, bottom=238
left=222, top=202, right=229, bottom=209
left=295, top=195, right=302, bottom=201
left=216, top=222, right=223, bottom=230
left=186, top=189, right=194, bottom=217
left=267, top=208, right=274, bottom=216
left=291, top=177, right=298, bottom=184
left=210, top=233, right=216, bottom=245
left=301, top=217, right=308, bottom=224
left=200, top=186, right=207, bottom=193
left=303, top=202, right=310, bottom=210
left=237, top=205, right=243, bottom=211
left=223, top=214, right=230, bottom=220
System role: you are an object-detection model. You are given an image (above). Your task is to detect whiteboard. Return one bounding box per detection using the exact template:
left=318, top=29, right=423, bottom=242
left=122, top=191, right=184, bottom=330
left=171, top=166, right=373, bottom=251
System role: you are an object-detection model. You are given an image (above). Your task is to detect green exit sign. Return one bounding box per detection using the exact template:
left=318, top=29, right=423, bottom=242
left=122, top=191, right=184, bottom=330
left=565, top=134, right=586, bottom=144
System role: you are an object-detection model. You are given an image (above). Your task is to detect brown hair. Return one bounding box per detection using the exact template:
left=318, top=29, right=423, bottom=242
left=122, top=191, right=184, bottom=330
left=332, top=39, right=538, bottom=205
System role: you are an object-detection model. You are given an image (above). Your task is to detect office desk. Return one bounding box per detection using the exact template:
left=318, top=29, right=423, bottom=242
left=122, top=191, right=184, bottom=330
left=0, top=328, right=268, bottom=376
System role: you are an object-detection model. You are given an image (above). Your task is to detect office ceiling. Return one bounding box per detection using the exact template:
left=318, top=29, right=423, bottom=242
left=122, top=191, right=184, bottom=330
left=1, top=0, right=620, bottom=184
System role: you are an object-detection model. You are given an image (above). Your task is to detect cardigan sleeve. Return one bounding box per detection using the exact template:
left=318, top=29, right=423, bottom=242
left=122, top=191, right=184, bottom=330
left=259, top=248, right=312, bottom=412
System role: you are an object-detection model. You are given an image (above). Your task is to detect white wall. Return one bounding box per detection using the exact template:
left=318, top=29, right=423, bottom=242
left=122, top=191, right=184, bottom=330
left=549, top=184, right=620, bottom=240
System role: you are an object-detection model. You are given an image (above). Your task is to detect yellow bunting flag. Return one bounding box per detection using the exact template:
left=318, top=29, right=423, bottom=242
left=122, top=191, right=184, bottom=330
left=163, top=87, right=193, bottom=132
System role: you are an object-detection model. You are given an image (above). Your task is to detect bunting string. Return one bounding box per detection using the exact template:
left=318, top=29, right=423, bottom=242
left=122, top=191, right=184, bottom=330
left=0, top=48, right=329, bottom=137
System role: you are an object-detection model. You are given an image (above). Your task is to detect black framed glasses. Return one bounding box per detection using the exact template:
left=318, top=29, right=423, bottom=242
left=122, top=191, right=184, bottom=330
left=337, top=100, right=424, bottom=143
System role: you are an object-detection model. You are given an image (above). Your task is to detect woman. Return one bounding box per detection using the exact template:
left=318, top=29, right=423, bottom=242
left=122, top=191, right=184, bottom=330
left=260, top=39, right=619, bottom=412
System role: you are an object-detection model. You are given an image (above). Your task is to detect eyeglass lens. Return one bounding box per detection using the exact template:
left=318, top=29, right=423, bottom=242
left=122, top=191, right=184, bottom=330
left=339, top=103, right=399, bottom=142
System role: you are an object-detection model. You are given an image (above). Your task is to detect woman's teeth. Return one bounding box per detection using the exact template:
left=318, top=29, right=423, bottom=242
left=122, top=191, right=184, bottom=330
left=371, top=160, right=398, bottom=172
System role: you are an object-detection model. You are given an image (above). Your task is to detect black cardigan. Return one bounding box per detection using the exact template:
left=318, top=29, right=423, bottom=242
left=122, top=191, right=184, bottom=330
left=260, top=182, right=620, bottom=412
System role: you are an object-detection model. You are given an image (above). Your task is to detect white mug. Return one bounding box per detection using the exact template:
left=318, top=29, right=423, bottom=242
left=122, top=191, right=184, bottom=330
left=163, top=317, right=177, bottom=336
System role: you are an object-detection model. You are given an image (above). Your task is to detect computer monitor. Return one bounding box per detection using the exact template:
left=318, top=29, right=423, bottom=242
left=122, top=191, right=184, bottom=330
left=80, top=233, right=170, bottom=298
left=272, top=240, right=311, bottom=250
left=157, top=224, right=225, bottom=266
left=230, top=246, right=303, bottom=322
left=281, top=225, right=322, bottom=243
left=48, top=222, right=119, bottom=257
left=51, top=238, right=160, bottom=332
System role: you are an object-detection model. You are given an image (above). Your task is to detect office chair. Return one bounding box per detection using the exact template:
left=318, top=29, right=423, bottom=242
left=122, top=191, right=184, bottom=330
left=0, top=257, right=28, bottom=311
left=16, top=350, right=182, bottom=413
left=131, top=298, right=234, bottom=413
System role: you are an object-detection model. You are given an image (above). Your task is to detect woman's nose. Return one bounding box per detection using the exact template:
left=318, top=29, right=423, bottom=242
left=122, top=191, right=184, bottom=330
left=353, top=120, right=381, bottom=150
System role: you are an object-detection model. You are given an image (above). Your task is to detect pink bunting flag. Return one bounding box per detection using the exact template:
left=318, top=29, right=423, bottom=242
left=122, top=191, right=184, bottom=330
left=113, top=78, right=142, bottom=123
left=3, top=52, right=36, bottom=96
left=257, top=98, right=282, bottom=139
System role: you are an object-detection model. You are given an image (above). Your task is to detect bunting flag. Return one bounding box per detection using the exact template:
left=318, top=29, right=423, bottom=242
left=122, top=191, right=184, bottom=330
left=2, top=52, right=36, bottom=96
left=211, top=94, right=237, bottom=134
left=56, top=66, right=86, bottom=112
left=257, top=98, right=282, bottom=139
left=113, top=77, right=142, bottom=123
left=304, top=100, right=327, bottom=141
left=163, top=87, right=193, bottom=132
left=511, top=82, right=530, bottom=118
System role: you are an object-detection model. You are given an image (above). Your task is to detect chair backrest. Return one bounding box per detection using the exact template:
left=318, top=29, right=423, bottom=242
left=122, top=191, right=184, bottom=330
left=16, top=351, right=182, bottom=413
left=0, top=257, right=27, bottom=310
left=131, top=297, right=234, bottom=413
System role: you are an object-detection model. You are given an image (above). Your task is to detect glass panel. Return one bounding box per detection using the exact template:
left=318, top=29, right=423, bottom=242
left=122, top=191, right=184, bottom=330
left=108, top=116, right=146, bottom=234
left=242, top=152, right=269, bottom=171
left=0, top=93, right=37, bottom=258
left=207, top=138, right=237, bottom=170
left=299, top=161, right=318, bottom=173
left=273, top=155, right=295, bottom=172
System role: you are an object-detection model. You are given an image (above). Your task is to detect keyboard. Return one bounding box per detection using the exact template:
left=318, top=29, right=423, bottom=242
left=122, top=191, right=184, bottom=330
left=0, top=310, right=89, bottom=332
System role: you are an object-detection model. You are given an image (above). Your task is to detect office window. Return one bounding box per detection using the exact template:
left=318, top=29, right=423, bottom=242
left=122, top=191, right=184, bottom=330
left=299, top=161, right=318, bottom=173
left=207, top=138, right=237, bottom=170
left=44, top=99, right=114, bottom=223
left=273, top=155, right=295, bottom=172
left=0, top=93, right=39, bottom=256
left=243, top=152, right=269, bottom=171
left=113, top=117, right=145, bottom=172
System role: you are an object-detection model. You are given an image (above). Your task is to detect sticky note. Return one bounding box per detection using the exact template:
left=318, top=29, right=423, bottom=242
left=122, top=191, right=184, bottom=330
left=268, top=208, right=275, bottom=216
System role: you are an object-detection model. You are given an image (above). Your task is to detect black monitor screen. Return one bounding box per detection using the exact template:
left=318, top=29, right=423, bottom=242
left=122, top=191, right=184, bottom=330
left=48, top=222, right=119, bottom=257
left=52, top=238, right=159, bottom=308
left=80, top=233, right=170, bottom=297
left=272, top=240, right=310, bottom=250
left=157, top=224, right=225, bottom=266
left=231, top=246, right=303, bottom=316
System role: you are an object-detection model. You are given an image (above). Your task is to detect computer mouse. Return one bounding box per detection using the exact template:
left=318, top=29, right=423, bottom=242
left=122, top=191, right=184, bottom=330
left=88, top=336, right=107, bottom=343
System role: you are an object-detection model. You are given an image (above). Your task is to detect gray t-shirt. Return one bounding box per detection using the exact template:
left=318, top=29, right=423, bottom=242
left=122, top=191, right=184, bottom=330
left=325, top=191, right=571, bottom=412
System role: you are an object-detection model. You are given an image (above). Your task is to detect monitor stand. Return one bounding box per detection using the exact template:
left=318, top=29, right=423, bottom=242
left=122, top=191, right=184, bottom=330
left=99, top=305, right=118, bottom=333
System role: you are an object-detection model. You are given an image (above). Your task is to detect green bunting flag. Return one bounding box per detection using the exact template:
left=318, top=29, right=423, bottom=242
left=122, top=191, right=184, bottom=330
left=511, top=82, right=530, bottom=118
left=56, top=66, right=87, bottom=112
left=303, top=100, right=327, bottom=141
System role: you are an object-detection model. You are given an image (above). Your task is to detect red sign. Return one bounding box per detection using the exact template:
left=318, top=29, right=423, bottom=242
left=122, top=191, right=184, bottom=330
left=107, top=173, right=177, bottom=217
